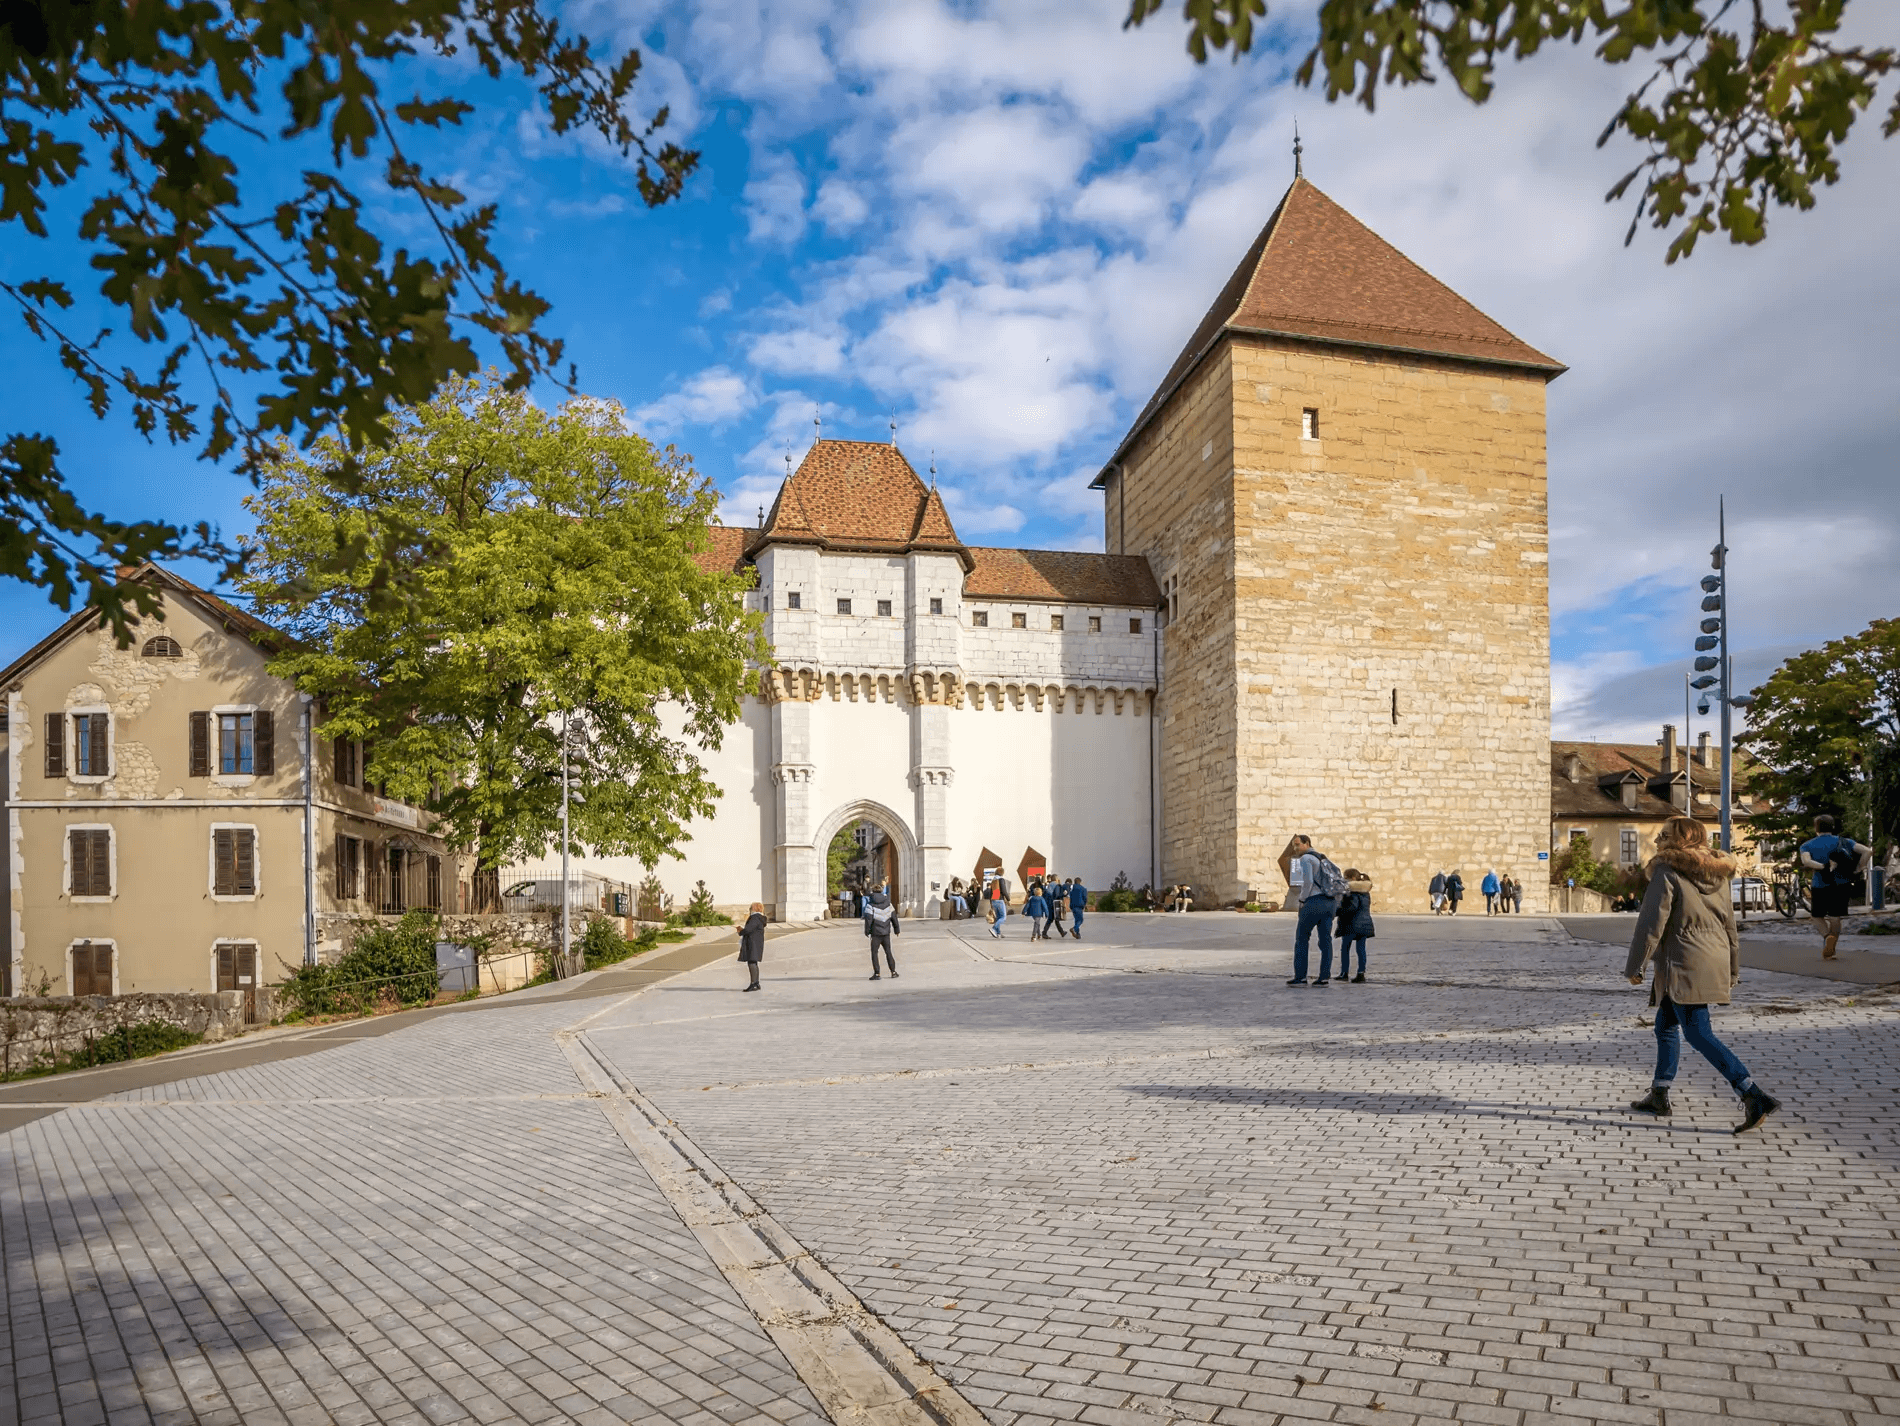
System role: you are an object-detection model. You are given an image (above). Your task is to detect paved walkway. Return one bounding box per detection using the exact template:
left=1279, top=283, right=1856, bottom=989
left=4, top=914, right=1896, bottom=1425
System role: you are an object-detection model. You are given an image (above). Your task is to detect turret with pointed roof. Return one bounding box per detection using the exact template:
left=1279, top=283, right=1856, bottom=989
left=1096, top=174, right=1558, bottom=913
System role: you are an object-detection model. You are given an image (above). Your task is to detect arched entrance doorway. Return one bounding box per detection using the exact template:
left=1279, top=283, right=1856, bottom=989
left=812, top=801, right=922, bottom=918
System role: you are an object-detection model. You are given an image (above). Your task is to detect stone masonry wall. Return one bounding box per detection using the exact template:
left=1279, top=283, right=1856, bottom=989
left=0, top=991, right=249, bottom=1076
left=1227, top=339, right=1552, bottom=912
left=1113, top=347, right=1239, bottom=894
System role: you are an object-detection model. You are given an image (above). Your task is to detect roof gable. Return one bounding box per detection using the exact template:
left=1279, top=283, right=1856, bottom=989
left=1095, top=177, right=1562, bottom=486
left=758, top=439, right=972, bottom=569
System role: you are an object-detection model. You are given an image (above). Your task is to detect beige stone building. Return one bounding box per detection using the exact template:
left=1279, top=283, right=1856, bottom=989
left=1092, top=176, right=1562, bottom=910
left=1551, top=726, right=1762, bottom=876
left=1, top=566, right=456, bottom=1008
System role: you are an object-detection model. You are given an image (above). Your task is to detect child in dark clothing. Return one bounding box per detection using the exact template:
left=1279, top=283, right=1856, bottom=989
left=1334, top=871, right=1376, bottom=982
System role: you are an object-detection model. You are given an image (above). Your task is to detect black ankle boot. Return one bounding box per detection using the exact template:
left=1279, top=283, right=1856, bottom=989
left=1734, top=1085, right=1781, bottom=1135
left=1630, top=1086, right=1671, bottom=1117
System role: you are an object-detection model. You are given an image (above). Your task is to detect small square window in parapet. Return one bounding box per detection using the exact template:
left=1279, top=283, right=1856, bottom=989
left=930, top=598, right=943, bottom=616
left=1050, top=614, right=1064, bottom=631
left=1088, top=616, right=1101, bottom=633
left=1301, top=408, right=1320, bottom=440
left=972, top=610, right=988, bottom=628
left=1130, top=618, right=1143, bottom=634
left=787, top=592, right=801, bottom=610
left=837, top=598, right=852, bottom=615
left=1012, top=612, right=1027, bottom=629
left=877, top=600, right=892, bottom=617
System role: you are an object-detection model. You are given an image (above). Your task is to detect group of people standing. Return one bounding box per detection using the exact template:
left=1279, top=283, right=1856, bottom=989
left=1426, top=869, right=1523, bottom=913
left=1284, top=835, right=1376, bottom=986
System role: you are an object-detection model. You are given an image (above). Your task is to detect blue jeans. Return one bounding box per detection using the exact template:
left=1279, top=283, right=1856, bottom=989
left=990, top=901, right=1005, bottom=934
left=1070, top=906, right=1083, bottom=937
left=1340, top=936, right=1367, bottom=976
left=1293, top=895, right=1336, bottom=981
left=1653, top=998, right=1753, bottom=1094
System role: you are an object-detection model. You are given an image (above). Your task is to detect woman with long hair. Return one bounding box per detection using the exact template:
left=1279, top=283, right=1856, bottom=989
left=1624, top=816, right=1780, bottom=1133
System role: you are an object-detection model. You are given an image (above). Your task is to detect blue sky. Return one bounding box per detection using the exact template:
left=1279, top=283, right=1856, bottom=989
left=4, top=0, right=1896, bottom=743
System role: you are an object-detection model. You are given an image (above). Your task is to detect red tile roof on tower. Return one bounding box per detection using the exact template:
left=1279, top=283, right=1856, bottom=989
left=759, top=440, right=971, bottom=567
left=1092, top=177, right=1563, bottom=487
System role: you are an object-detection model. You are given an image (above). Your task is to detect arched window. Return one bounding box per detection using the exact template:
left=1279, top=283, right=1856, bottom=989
left=141, top=635, right=182, bottom=658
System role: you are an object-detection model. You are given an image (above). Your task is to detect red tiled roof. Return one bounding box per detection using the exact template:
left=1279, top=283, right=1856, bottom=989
left=1094, top=178, right=1563, bottom=487
left=963, top=548, right=1160, bottom=607
left=695, top=525, right=754, bottom=576
left=761, top=441, right=967, bottom=558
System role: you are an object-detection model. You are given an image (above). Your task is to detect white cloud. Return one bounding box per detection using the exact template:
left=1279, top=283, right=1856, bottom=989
left=744, top=149, right=809, bottom=245
left=748, top=327, right=848, bottom=375
left=633, top=367, right=757, bottom=437
left=813, top=178, right=870, bottom=231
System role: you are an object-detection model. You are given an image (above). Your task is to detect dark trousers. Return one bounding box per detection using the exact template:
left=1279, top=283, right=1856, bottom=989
left=1293, top=895, right=1337, bottom=981
left=869, top=934, right=895, bottom=974
left=1652, top=997, right=1752, bottom=1093
left=1070, top=907, right=1084, bottom=938
left=1340, top=936, right=1367, bottom=976
left=746, top=959, right=760, bottom=988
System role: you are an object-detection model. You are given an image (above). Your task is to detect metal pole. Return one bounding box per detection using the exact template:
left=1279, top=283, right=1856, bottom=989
left=561, top=710, right=572, bottom=978
left=303, top=696, right=318, bottom=966
left=1716, top=498, right=1733, bottom=853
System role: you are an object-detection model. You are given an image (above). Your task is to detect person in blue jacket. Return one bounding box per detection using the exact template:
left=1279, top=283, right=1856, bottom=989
left=1481, top=868, right=1501, bottom=914
left=1067, top=878, right=1088, bottom=940
left=1024, top=884, right=1050, bottom=940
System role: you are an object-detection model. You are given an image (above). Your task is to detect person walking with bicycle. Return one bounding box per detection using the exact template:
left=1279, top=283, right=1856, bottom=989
left=1799, top=814, right=1870, bottom=960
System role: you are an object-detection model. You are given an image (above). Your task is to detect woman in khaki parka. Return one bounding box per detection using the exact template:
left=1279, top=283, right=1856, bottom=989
left=1624, top=816, right=1781, bottom=1134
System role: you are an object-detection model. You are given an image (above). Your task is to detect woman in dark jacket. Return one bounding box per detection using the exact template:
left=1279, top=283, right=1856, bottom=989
left=1444, top=870, right=1465, bottom=913
left=1334, top=872, right=1375, bottom=983
left=737, top=902, right=767, bottom=991
left=1624, top=817, right=1779, bottom=1133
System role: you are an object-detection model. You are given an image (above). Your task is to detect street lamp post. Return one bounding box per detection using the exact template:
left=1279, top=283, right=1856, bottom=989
left=1689, top=498, right=1753, bottom=853
left=560, top=709, right=573, bottom=978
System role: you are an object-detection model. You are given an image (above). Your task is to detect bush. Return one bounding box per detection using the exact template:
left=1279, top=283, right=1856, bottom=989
left=578, top=916, right=663, bottom=969
left=675, top=879, right=730, bottom=926
left=1095, top=888, right=1142, bottom=912
left=279, top=909, right=441, bottom=1018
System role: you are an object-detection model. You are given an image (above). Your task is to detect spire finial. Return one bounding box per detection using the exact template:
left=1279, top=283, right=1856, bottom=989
left=1293, top=120, right=1303, bottom=179
left=757, top=503, right=765, bottom=527
left=889, top=410, right=898, bottom=447
left=813, top=408, right=822, bottom=444
left=784, top=448, right=792, bottom=478
left=929, top=451, right=937, bottom=490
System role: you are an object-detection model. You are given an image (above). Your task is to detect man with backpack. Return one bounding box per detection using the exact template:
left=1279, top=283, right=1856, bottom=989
left=864, top=887, right=900, bottom=979
left=1287, top=835, right=1347, bottom=986
left=1799, top=814, right=1871, bottom=959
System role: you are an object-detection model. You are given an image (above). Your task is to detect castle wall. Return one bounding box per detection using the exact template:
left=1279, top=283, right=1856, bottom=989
left=1111, top=348, right=1240, bottom=897
left=1114, top=338, right=1552, bottom=911
left=1234, top=340, right=1550, bottom=909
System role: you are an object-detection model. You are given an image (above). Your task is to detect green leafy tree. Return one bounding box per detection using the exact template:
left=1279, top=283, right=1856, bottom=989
left=826, top=826, right=857, bottom=900
left=1549, top=833, right=1621, bottom=895
left=2, top=0, right=693, bottom=637
left=1127, top=0, right=1895, bottom=261
left=1739, top=617, right=1900, bottom=845
left=243, top=373, right=761, bottom=874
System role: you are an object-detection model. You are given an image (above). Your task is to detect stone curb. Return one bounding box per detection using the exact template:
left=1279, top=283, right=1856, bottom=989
left=557, top=1029, right=987, bottom=1426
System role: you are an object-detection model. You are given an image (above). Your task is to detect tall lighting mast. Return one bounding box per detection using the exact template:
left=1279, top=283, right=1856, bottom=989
left=1688, top=498, right=1753, bottom=851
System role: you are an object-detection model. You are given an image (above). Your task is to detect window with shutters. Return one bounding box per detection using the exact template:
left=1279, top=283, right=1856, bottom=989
left=333, top=736, right=359, bottom=788
left=66, top=826, right=113, bottom=899
left=380, top=845, right=407, bottom=915
left=70, top=710, right=110, bottom=779
left=211, top=826, right=259, bottom=898
left=188, top=710, right=210, bottom=777
left=70, top=941, right=115, bottom=996
left=426, top=855, right=442, bottom=911
left=334, top=833, right=361, bottom=900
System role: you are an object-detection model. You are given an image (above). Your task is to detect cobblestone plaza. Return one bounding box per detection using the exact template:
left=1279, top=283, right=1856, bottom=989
left=3, top=914, right=1896, bottom=1425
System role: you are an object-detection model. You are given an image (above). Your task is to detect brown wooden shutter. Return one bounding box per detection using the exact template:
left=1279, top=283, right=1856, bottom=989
left=214, top=828, right=235, bottom=895
left=89, top=714, right=108, bottom=777
left=74, top=942, right=111, bottom=996
left=253, top=709, right=274, bottom=775
left=234, top=830, right=256, bottom=896
left=94, top=830, right=112, bottom=896
left=189, top=712, right=210, bottom=777
left=427, top=855, right=441, bottom=911
left=334, top=833, right=349, bottom=899
left=333, top=736, right=353, bottom=787
left=217, top=943, right=235, bottom=991
left=45, top=712, right=64, bottom=777
left=366, top=840, right=382, bottom=910
left=69, top=829, right=110, bottom=896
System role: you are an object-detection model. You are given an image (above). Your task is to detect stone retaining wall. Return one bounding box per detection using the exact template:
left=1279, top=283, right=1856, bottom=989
left=0, top=992, right=250, bottom=1077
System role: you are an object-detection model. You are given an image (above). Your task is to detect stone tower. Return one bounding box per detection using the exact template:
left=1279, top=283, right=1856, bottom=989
left=1093, top=177, right=1563, bottom=911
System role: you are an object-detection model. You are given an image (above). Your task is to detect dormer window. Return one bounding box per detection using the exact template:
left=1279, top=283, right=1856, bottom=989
left=141, top=635, right=182, bottom=659
left=1621, top=782, right=1638, bottom=811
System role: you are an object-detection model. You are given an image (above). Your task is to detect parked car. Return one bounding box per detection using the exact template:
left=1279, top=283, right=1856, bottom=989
left=1731, top=876, right=1770, bottom=911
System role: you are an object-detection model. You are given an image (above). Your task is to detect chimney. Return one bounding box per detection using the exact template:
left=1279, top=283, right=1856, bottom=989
left=1661, top=723, right=1677, bottom=776
left=1697, top=731, right=1712, bottom=767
